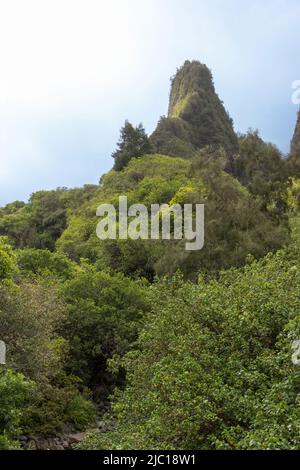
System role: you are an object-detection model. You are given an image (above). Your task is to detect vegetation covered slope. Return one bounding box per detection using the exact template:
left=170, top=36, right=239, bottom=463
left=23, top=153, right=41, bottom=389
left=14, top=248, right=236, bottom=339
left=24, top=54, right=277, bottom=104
left=151, top=60, right=238, bottom=169
left=0, top=140, right=291, bottom=282
left=291, top=109, right=300, bottom=159
left=0, top=238, right=150, bottom=448
left=1, top=60, right=300, bottom=450
left=80, top=218, right=300, bottom=450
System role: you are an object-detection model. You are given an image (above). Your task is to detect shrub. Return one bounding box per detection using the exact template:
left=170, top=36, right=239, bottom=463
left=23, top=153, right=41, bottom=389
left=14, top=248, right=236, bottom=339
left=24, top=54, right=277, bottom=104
left=0, top=369, right=32, bottom=449
left=80, top=245, right=300, bottom=450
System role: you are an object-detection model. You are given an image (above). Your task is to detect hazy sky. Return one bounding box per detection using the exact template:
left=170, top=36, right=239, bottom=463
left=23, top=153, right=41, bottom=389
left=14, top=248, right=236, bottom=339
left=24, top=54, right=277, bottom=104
left=0, top=0, right=299, bottom=206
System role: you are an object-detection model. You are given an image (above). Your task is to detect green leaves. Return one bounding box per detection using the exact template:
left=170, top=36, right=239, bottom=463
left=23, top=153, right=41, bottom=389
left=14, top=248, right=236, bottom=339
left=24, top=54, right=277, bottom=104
left=112, top=121, right=153, bottom=171
left=81, top=240, right=300, bottom=450
left=62, top=267, right=150, bottom=386
left=0, top=237, right=16, bottom=280
left=0, top=369, right=32, bottom=449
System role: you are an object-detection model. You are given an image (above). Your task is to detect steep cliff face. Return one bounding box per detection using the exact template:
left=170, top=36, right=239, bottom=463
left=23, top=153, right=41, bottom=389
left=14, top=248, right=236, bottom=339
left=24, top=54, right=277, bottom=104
left=291, top=109, right=300, bottom=158
left=151, top=60, right=238, bottom=161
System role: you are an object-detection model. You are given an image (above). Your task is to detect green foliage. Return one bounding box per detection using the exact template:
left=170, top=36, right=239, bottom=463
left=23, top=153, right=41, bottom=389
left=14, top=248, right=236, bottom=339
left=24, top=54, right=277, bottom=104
left=287, top=178, right=300, bottom=212
left=80, top=239, right=300, bottom=450
left=16, top=248, right=75, bottom=280
left=0, top=265, right=95, bottom=436
left=0, top=203, right=33, bottom=248
left=62, top=265, right=150, bottom=387
left=56, top=215, right=99, bottom=262
left=56, top=154, right=190, bottom=271
left=150, top=116, right=198, bottom=159
left=21, top=374, right=96, bottom=435
left=0, top=279, right=66, bottom=382
left=55, top=151, right=290, bottom=280
left=0, top=185, right=98, bottom=250
left=153, top=148, right=290, bottom=278
left=112, top=120, right=153, bottom=171
left=236, top=131, right=290, bottom=213
left=0, top=237, right=16, bottom=280
left=65, top=392, right=96, bottom=430
left=291, top=109, right=300, bottom=160
left=28, top=190, right=68, bottom=249
left=1, top=61, right=299, bottom=451
left=0, top=190, right=67, bottom=250
left=0, top=370, right=32, bottom=449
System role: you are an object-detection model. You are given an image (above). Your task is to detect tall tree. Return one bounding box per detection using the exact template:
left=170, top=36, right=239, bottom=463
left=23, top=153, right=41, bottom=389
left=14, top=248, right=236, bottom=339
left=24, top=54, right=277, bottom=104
left=291, top=109, right=300, bottom=159
left=112, top=120, right=153, bottom=171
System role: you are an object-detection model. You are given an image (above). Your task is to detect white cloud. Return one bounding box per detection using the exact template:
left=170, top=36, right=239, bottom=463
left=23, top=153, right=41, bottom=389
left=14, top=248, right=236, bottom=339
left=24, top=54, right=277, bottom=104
left=0, top=0, right=135, bottom=109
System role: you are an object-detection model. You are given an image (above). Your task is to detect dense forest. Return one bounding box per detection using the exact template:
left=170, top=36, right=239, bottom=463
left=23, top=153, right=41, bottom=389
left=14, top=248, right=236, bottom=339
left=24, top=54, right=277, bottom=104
left=0, top=61, right=300, bottom=450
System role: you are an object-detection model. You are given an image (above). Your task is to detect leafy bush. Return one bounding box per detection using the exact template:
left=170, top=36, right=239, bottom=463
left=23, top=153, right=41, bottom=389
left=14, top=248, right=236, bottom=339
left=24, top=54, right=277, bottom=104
left=62, top=265, right=150, bottom=387
left=21, top=374, right=95, bottom=435
left=80, top=243, right=300, bottom=450
left=112, top=121, right=153, bottom=171
left=65, top=393, right=96, bottom=430
left=56, top=151, right=290, bottom=280
left=0, top=370, right=32, bottom=449
left=17, top=248, right=75, bottom=280
left=0, top=261, right=95, bottom=436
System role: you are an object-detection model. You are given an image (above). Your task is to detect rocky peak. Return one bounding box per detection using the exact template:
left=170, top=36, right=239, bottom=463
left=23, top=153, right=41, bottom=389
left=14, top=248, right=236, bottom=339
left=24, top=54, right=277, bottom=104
left=291, top=109, right=300, bottom=158
left=151, top=60, right=238, bottom=161
left=168, top=60, right=215, bottom=118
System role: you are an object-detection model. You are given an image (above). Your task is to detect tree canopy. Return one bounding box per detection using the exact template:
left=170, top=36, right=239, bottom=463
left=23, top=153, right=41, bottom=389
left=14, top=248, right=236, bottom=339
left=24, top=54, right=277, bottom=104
left=112, top=120, right=153, bottom=171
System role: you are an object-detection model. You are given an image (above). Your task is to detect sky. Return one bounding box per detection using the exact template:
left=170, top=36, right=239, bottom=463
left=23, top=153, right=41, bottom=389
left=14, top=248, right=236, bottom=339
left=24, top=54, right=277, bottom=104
left=0, top=0, right=300, bottom=206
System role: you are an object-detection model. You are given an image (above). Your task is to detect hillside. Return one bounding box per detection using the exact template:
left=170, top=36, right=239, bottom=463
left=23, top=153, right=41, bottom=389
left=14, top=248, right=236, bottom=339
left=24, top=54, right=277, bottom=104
left=291, top=109, right=300, bottom=159
left=0, top=150, right=291, bottom=280
left=1, top=61, right=300, bottom=450
left=1, top=60, right=297, bottom=280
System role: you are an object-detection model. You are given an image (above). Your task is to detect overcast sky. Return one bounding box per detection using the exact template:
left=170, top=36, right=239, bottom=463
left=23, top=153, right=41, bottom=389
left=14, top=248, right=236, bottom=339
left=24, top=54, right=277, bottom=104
left=0, top=0, right=299, bottom=206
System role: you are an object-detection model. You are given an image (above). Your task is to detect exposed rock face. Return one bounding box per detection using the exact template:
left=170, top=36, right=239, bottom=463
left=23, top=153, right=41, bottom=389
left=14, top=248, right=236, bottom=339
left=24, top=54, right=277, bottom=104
left=20, top=432, right=90, bottom=450
left=151, top=60, right=238, bottom=163
left=291, top=109, right=300, bottom=158
left=19, top=420, right=115, bottom=450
